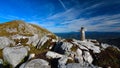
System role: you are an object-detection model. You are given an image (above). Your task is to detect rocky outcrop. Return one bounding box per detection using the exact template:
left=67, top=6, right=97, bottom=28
left=46, top=51, right=63, bottom=59
left=20, top=59, right=50, bottom=68
left=3, top=46, right=28, bottom=67
left=50, top=39, right=117, bottom=68
left=0, top=20, right=120, bottom=68
left=0, top=37, right=14, bottom=49
left=36, top=35, right=50, bottom=49
left=27, top=34, right=40, bottom=46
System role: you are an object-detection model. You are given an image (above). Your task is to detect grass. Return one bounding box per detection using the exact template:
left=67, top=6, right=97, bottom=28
left=0, top=49, right=3, bottom=59
left=92, top=47, right=120, bottom=68
left=71, top=45, right=78, bottom=52
left=67, top=59, right=75, bottom=63
left=0, top=20, right=56, bottom=38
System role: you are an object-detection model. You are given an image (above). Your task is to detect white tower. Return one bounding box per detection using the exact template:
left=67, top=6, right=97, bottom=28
left=80, top=27, right=85, bottom=41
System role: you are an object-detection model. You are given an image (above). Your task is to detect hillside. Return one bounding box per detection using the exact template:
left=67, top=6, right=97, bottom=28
left=0, top=20, right=120, bottom=68
left=0, top=20, right=55, bottom=37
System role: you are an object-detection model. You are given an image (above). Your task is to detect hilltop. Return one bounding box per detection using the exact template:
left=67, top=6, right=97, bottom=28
left=0, top=20, right=120, bottom=68
left=0, top=20, right=55, bottom=37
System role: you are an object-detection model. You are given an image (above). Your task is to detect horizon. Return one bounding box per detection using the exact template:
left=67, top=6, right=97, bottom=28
left=54, top=31, right=120, bottom=33
left=0, top=0, right=120, bottom=33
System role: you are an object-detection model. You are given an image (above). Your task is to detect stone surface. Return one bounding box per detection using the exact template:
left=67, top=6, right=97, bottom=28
left=73, top=39, right=101, bottom=53
left=27, top=34, right=39, bottom=47
left=66, top=63, right=84, bottom=68
left=75, top=49, right=83, bottom=64
left=24, top=59, right=50, bottom=68
left=83, top=51, right=93, bottom=64
left=46, top=51, right=63, bottom=59
left=0, top=37, right=13, bottom=49
left=101, top=43, right=110, bottom=49
left=58, top=56, right=68, bottom=68
left=61, top=42, right=73, bottom=52
left=36, top=35, right=50, bottom=49
left=3, top=46, right=28, bottom=67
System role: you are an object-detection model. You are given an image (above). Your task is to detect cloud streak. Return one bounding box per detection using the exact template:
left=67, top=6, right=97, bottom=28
left=58, top=0, right=67, bottom=10
left=43, top=0, right=120, bottom=33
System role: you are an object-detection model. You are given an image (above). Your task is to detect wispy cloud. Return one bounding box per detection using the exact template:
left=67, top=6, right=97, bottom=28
left=58, top=0, right=67, bottom=10
left=64, top=13, right=120, bottom=32
left=0, top=15, right=25, bottom=20
left=44, top=1, right=120, bottom=33
left=47, top=2, right=104, bottom=21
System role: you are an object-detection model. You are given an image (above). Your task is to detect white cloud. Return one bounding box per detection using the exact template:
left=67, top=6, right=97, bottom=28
left=58, top=0, right=67, bottom=10
left=47, top=2, right=104, bottom=22
left=63, top=13, right=120, bottom=32
left=0, top=15, right=25, bottom=20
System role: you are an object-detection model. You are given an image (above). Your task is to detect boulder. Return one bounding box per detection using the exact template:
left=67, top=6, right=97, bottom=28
left=66, top=63, right=97, bottom=68
left=75, top=49, right=83, bottom=64
left=46, top=51, right=63, bottom=59
left=36, top=35, right=50, bottom=49
left=61, top=42, right=73, bottom=52
left=3, top=46, right=28, bottom=67
left=0, top=37, right=14, bottom=49
left=23, top=59, right=50, bottom=68
left=101, top=43, right=110, bottom=49
left=58, top=56, right=68, bottom=68
left=0, top=59, right=3, bottom=68
left=27, top=34, right=39, bottom=47
left=54, top=42, right=73, bottom=55
left=66, top=63, right=84, bottom=68
left=72, top=39, right=101, bottom=53
left=83, top=51, right=93, bottom=64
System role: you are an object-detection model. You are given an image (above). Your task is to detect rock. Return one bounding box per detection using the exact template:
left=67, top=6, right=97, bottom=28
left=61, top=42, right=73, bottom=52
left=36, top=35, right=50, bottom=49
left=23, top=59, right=50, bottom=68
left=25, top=46, right=30, bottom=51
left=75, top=49, right=83, bottom=64
left=27, top=34, right=39, bottom=47
left=101, top=43, right=110, bottom=49
left=19, top=63, right=27, bottom=68
left=0, top=59, right=3, bottom=64
left=66, top=63, right=84, bottom=68
left=0, top=37, right=14, bottom=49
left=66, top=63, right=97, bottom=68
left=46, top=51, right=63, bottom=59
left=83, top=51, right=93, bottom=64
left=58, top=56, right=68, bottom=68
left=54, top=42, right=73, bottom=55
left=0, top=59, right=3, bottom=68
left=3, top=46, right=28, bottom=67
left=6, top=28, right=17, bottom=33
left=73, top=39, right=101, bottom=53
left=11, top=34, right=29, bottom=40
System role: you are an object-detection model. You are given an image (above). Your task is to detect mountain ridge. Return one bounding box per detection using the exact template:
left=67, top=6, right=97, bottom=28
left=0, top=20, right=119, bottom=68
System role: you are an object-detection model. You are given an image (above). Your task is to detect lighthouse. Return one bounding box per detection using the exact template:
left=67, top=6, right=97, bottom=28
left=80, top=27, right=85, bottom=41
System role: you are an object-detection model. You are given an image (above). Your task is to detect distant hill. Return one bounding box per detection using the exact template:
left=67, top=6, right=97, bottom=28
left=55, top=32, right=120, bottom=48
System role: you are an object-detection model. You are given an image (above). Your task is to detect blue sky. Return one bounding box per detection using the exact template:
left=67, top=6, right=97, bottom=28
left=0, top=0, right=120, bottom=33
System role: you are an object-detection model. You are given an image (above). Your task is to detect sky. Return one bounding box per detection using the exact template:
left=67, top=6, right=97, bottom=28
left=0, top=0, right=120, bottom=33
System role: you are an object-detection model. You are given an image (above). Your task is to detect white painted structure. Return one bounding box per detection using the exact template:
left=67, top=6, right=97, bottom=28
left=80, top=27, right=85, bottom=41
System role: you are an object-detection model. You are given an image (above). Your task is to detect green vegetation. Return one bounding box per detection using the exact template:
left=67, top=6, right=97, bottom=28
left=93, top=47, right=120, bottom=68
left=0, top=20, right=55, bottom=37
left=71, top=45, right=78, bottom=52
left=0, top=49, right=3, bottom=59
left=67, top=59, right=75, bottom=63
